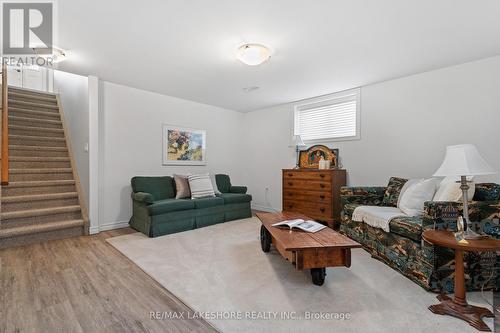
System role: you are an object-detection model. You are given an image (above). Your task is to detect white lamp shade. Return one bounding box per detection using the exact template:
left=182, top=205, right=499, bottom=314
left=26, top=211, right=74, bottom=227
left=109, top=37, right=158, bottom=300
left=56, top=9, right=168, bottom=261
left=291, top=135, right=305, bottom=147
left=433, top=144, right=496, bottom=177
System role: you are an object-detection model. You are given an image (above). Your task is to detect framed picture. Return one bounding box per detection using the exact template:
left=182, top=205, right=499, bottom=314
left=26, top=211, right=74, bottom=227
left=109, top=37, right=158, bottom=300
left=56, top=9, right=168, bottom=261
left=299, top=145, right=339, bottom=169
left=162, top=125, right=206, bottom=165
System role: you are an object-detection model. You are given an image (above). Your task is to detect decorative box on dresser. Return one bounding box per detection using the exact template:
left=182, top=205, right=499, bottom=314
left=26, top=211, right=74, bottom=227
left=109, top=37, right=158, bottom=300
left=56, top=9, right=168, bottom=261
left=282, top=169, right=347, bottom=229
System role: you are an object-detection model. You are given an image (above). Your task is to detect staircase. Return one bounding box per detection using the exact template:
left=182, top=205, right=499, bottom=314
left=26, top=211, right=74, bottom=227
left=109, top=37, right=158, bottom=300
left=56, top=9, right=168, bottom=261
left=0, top=87, right=88, bottom=249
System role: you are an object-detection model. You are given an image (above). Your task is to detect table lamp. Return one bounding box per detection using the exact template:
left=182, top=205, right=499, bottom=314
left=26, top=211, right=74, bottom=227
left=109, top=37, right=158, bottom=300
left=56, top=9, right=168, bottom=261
left=433, top=144, right=497, bottom=240
left=290, top=135, right=306, bottom=169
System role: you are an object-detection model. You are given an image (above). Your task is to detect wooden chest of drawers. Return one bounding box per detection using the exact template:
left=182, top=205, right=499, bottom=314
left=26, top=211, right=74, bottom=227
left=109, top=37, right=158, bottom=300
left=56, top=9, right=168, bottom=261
left=282, top=169, right=346, bottom=228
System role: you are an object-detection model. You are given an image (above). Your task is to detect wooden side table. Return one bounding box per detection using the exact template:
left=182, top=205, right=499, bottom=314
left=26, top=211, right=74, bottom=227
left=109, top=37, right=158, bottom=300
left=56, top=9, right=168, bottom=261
left=422, top=230, right=500, bottom=332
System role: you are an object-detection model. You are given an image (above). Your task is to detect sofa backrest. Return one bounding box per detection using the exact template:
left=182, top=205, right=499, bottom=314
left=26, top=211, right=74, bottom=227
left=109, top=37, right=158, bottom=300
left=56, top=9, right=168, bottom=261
left=216, top=174, right=232, bottom=193
left=131, top=176, right=175, bottom=201
left=473, top=183, right=500, bottom=201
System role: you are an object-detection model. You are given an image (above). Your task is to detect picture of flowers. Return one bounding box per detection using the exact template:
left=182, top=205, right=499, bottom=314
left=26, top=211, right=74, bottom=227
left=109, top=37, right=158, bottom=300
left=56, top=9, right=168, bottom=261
left=162, top=125, right=206, bottom=165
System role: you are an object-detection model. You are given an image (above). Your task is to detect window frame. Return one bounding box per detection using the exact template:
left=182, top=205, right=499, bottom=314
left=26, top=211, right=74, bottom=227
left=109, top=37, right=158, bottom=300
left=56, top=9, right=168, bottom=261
left=294, top=88, right=361, bottom=144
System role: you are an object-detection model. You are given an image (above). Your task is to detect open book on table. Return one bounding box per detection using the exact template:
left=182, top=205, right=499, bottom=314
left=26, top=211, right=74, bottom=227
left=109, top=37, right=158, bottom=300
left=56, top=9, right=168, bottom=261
left=272, top=219, right=326, bottom=233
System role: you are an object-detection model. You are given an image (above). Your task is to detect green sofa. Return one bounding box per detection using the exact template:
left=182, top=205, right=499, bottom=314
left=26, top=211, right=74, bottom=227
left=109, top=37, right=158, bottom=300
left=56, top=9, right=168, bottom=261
left=129, top=174, right=252, bottom=237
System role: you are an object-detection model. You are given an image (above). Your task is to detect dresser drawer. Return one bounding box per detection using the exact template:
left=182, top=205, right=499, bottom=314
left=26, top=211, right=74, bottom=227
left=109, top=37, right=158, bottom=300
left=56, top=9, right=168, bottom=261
left=283, top=189, right=332, bottom=203
left=283, top=179, right=331, bottom=191
left=283, top=171, right=332, bottom=182
left=283, top=199, right=332, bottom=217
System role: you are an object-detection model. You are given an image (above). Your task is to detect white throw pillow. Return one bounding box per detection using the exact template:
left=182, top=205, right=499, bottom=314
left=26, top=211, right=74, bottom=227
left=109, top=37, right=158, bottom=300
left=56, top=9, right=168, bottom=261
left=209, top=174, right=221, bottom=194
left=188, top=174, right=216, bottom=199
left=433, top=176, right=475, bottom=202
left=397, top=178, right=438, bottom=216
left=397, top=178, right=422, bottom=207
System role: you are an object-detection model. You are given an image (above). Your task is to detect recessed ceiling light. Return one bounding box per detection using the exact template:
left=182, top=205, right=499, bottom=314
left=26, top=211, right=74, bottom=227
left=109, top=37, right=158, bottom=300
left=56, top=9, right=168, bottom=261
left=243, top=86, right=260, bottom=92
left=236, top=44, right=270, bottom=66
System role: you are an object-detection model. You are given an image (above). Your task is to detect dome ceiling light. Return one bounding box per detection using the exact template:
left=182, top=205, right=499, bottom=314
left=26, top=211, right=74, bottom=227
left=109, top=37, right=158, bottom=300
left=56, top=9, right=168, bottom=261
left=32, top=46, right=67, bottom=63
left=236, top=44, right=271, bottom=66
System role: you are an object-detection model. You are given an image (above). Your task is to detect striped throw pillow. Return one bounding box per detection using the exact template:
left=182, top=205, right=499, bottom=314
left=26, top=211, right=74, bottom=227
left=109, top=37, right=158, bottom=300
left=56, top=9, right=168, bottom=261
left=188, top=174, right=216, bottom=199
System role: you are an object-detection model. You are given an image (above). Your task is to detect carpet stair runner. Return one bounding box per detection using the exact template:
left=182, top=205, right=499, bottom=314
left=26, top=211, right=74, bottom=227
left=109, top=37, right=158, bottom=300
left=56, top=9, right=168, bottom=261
left=0, top=87, right=87, bottom=249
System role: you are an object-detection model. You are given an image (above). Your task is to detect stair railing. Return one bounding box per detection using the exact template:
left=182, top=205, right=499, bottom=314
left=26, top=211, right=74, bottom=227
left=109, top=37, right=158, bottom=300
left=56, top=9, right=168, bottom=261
left=1, top=62, right=9, bottom=186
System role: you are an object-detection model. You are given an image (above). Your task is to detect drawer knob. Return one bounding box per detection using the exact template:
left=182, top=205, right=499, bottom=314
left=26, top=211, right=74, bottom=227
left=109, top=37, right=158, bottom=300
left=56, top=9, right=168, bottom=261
left=319, top=195, right=325, bottom=199
left=288, top=173, right=293, bottom=177
left=320, top=184, right=325, bottom=188
left=320, top=208, right=326, bottom=213
left=289, top=205, right=293, bottom=209
left=320, top=174, right=325, bottom=178
left=288, top=182, right=293, bottom=186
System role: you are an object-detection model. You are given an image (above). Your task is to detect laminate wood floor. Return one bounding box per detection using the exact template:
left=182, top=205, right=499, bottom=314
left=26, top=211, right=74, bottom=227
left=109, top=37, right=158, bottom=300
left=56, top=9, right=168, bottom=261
left=0, top=228, right=218, bottom=333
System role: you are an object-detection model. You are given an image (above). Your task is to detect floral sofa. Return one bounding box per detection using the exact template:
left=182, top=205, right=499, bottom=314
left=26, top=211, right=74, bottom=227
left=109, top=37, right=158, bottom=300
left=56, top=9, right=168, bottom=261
left=340, top=178, right=500, bottom=292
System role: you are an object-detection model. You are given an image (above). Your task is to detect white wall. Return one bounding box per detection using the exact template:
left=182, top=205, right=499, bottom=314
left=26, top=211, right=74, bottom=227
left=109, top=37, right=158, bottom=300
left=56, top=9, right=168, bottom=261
left=53, top=70, right=90, bottom=206
left=243, top=56, right=500, bottom=211
left=99, top=82, right=245, bottom=227
left=96, top=55, right=500, bottom=227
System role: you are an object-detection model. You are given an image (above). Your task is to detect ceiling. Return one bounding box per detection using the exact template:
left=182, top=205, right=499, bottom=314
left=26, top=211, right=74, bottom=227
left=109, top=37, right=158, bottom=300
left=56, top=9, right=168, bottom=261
left=55, top=0, right=500, bottom=112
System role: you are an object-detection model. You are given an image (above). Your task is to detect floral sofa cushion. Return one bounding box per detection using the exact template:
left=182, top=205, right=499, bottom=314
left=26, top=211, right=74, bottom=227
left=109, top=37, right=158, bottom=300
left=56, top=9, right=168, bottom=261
left=382, top=177, right=408, bottom=207
left=389, top=216, right=423, bottom=242
left=473, top=183, right=500, bottom=201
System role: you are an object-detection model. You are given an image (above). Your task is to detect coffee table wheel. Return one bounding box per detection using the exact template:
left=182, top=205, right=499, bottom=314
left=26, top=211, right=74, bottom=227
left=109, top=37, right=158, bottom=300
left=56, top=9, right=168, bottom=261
left=260, top=225, right=272, bottom=253
left=311, top=268, right=326, bottom=286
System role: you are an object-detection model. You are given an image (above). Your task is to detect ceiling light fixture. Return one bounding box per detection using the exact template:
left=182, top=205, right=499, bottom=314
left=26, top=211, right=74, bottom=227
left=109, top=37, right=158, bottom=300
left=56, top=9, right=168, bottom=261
left=32, top=46, right=67, bottom=63
left=236, top=44, right=271, bottom=66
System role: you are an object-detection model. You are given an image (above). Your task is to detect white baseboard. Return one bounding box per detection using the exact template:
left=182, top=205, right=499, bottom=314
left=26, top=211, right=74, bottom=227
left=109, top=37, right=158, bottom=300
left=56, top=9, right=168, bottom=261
left=89, top=221, right=130, bottom=235
left=251, top=203, right=278, bottom=213
left=89, top=226, right=100, bottom=235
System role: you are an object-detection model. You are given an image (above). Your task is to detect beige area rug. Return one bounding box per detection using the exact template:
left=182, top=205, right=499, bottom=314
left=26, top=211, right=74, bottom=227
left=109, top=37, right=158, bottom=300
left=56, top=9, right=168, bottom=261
left=107, top=217, right=494, bottom=333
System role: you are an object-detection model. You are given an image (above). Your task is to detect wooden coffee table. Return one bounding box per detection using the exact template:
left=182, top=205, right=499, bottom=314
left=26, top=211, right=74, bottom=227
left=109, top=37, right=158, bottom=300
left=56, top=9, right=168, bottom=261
left=256, top=212, right=361, bottom=285
left=423, top=230, right=500, bottom=332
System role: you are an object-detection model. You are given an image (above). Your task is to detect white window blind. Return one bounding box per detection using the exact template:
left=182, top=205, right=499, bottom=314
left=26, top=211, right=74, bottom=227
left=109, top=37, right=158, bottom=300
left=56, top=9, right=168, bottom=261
left=294, top=89, right=360, bottom=142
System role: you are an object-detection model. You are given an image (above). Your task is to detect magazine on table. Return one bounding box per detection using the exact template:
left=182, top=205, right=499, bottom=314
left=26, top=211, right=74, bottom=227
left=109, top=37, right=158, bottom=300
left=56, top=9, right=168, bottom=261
left=272, top=219, right=326, bottom=233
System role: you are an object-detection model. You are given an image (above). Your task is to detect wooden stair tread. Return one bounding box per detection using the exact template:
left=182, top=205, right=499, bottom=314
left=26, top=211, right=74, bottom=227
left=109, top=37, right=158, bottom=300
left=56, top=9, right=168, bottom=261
left=10, top=168, right=73, bottom=174
left=10, top=156, right=70, bottom=161
left=2, top=192, right=79, bottom=203
left=0, top=220, right=84, bottom=239
left=1, top=205, right=81, bottom=220
left=8, top=99, right=59, bottom=109
left=6, top=180, right=75, bottom=188
left=9, top=92, right=57, bottom=103
left=9, top=115, right=62, bottom=125
left=8, top=87, right=57, bottom=97
left=9, top=145, right=68, bottom=151
left=9, top=107, right=60, bottom=118
left=9, top=124, right=64, bottom=133
left=9, top=134, right=66, bottom=141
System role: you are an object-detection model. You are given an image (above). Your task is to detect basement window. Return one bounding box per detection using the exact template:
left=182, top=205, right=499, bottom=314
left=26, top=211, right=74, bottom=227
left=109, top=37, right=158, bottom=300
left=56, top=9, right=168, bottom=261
left=294, top=88, right=360, bottom=143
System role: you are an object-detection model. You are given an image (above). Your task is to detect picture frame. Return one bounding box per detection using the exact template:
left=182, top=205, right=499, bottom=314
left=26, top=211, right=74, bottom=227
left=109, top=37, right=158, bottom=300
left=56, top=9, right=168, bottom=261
left=298, top=145, right=339, bottom=169
left=162, top=125, right=206, bottom=165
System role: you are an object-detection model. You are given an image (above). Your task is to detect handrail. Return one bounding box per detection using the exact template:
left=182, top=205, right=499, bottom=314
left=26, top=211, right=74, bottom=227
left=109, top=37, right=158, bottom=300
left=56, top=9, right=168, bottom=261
left=1, top=62, right=9, bottom=186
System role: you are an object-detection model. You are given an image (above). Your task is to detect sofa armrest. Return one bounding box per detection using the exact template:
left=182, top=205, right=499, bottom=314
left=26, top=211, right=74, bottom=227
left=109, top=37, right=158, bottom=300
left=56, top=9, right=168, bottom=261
left=131, top=192, right=155, bottom=204
left=230, top=186, right=247, bottom=194
left=423, top=201, right=500, bottom=237
left=340, top=186, right=386, bottom=208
